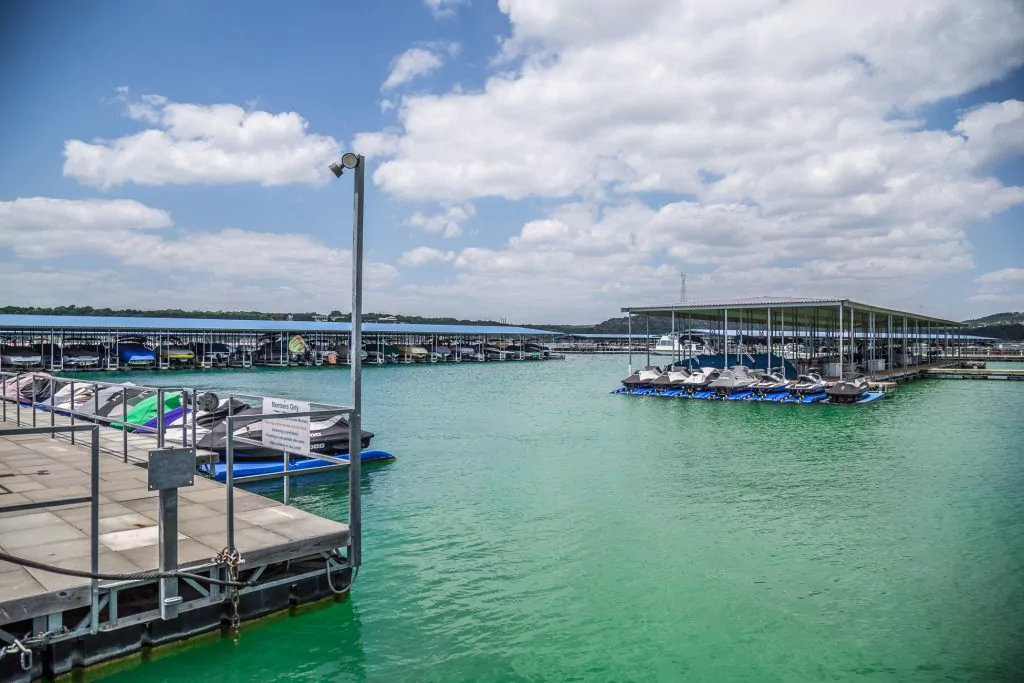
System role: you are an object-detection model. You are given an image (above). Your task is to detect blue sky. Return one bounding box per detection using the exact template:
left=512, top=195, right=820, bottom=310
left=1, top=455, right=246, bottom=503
left=1, top=0, right=1022, bottom=323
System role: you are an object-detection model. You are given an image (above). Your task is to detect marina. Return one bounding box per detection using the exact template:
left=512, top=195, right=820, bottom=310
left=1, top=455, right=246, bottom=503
left=0, top=316, right=563, bottom=372
left=34, top=354, right=1023, bottom=683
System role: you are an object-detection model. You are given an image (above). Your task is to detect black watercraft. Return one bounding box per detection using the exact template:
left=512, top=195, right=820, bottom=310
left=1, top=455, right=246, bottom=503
left=750, top=369, right=790, bottom=395
left=621, top=365, right=663, bottom=389
left=709, top=366, right=758, bottom=396
left=649, top=368, right=690, bottom=390
left=788, top=372, right=827, bottom=396
left=825, top=373, right=869, bottom=403
left=196, top=408, right=374, bottom=459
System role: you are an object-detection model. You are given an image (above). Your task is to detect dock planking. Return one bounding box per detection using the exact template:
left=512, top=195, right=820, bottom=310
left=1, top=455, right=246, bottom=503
left=0, top=415, right=352, bottom=680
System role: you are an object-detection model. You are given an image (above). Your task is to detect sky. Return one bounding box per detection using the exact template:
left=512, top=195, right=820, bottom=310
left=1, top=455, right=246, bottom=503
left=0, top=0, right=1022, bottom=324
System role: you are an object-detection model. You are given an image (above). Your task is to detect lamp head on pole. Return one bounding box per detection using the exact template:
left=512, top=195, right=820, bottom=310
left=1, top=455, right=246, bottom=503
left=328, top=153, right=361, bottom=178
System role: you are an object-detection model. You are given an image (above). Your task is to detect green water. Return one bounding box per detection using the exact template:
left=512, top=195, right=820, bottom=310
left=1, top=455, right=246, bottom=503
left=85, top=356, right=1023, bottom=682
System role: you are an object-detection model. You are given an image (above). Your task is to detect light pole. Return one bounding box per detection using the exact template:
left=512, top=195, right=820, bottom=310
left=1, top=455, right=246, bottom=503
left=329, top=152, right=364, bottom=570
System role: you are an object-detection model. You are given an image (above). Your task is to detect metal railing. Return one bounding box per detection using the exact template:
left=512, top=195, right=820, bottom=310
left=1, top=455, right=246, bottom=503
left=0, top=423, right=101, bottom=641
left=1, top=371, right=199, bottom=463
left=3, top=369, right=363, bottom=567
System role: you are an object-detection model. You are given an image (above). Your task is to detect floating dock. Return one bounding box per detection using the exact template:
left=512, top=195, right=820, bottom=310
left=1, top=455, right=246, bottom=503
left=619, top=296, right=986, bottom=382
left=0, top=407, right=355, bottom=680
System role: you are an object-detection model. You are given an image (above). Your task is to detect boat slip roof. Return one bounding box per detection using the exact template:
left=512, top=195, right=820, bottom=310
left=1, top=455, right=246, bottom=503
left=621, top=296, right=963, bottom=327
left=0, top=314, right=560, bottom=336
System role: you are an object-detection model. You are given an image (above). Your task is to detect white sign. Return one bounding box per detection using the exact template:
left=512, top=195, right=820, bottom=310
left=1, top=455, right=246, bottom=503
left=262, top=397, right=311, bottom=456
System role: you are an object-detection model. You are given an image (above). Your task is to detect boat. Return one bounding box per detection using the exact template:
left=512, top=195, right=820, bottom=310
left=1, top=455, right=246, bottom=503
left=826, top=373, right=869, bottom=404
left=254, top=336, right=295, bottom=365
left=395, top=345, right=428, bottom=362
left=455, top=345, right=478, bottom=361
left=114, top=336, right=156, bottom=368
left=196, top=408, right=375, bottom=459
left=652, top=334, right=711, bottom=358
left=482, top=345, right=508, bottom=361
left=621, top=365, right=663, bottom=391
left=189, top=341, right=232, bottom=367
left=708, top=366, right=759, bottom=398
left=63, top=343, right=104, bottom=369
left=158, top=337, right=195, bottom=366
left=1, top=345, right=42, bottom=369
left=423, top=343, right=452, bottom=361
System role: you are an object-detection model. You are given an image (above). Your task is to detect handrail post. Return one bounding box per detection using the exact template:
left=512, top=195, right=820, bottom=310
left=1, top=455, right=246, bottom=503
left=89, top=425, right=100, bottom=634
left=69, top=379, right=74, bottom=444
left=50, top=378, right=55, bottom=436
left=226, top=412, right=235, bottom=553
left=283, top=451, right=290, bottom=506
left=31, top=378, right=37, bottom=428
left=181, top=389, right=187, bottom=447
left=16, top=371, right=22, bottom=426
left=122, top=386, right=128, bottom=462
left=157, top=388, right=165, bottom=449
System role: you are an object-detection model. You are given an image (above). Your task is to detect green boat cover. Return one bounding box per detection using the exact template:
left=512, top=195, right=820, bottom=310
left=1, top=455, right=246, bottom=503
left=112, top=392, right=181, bottom=431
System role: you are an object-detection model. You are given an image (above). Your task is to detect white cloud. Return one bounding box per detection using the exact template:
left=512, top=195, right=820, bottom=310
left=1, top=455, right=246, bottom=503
left=955, top=100, right=1024, bottom=168
left=424, top=0, right=466, bottom=18
left=971, top=268, right=1024, bottom=306
left=63, top=90, right=341, bottom=189
left=976, top=268, right=1024, bottom=286
left=399, top=246, right=456, bottom=266
left=0, top=197, right=171, bottom=258
left=0, top=197, right=399, bottom=312
left=349, top=0, right=1024, bottom=321
left=382, top=44, right=460, bottom=91
left=405, top=203, right=475, bottom=238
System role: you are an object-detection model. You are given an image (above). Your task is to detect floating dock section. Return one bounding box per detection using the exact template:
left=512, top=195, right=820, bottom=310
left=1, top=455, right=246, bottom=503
left=0, top=393, right=358, bottom=680
left=619, top=296, right=974, bottom=382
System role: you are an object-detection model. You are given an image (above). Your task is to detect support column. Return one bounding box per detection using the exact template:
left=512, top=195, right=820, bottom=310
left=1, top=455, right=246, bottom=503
left=723, top=309, right=729, bottom=369
left=838, top=303, right=844, bottom=379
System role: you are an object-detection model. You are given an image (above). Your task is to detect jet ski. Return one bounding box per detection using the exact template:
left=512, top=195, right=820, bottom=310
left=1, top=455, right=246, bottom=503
left=788, top=372, right=827, bottom=395
left=649, top=368, right=691, bottom=395
left=196, top=408, right=374, bottom=459
left=678, top=367, right=721, bottom=398
left=826, top=373, right=869, bottom=404
left=709, top=366, right=759, bottom=399
left=782, top=372, right=828, bottom=403
left=1, top=371, right=54, bottom=403
left=83, top=385, right=149, bottom=418
left=746, top=370, right=791, bottom=400
left=621, top=366, right=663, bottom=393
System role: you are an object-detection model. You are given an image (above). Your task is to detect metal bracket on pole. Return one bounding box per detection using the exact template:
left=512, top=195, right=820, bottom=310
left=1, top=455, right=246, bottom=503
left=148, top=447, right=196, bottom=620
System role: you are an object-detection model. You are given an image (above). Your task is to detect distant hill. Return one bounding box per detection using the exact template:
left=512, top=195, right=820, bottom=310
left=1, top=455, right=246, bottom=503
left=961, top=311, right=1024, bottom=341
left=963, top=311, right=1024, bottom=326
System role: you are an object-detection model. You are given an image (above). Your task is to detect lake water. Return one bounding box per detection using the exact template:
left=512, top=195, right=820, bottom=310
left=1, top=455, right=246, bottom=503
left=88, top=355, right=1023, bottom=682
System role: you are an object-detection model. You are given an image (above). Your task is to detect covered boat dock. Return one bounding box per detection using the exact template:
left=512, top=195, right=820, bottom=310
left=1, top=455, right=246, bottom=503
left=0, top=315, right=562, bottom=371
left=621, top=296, right=969, bottom=381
